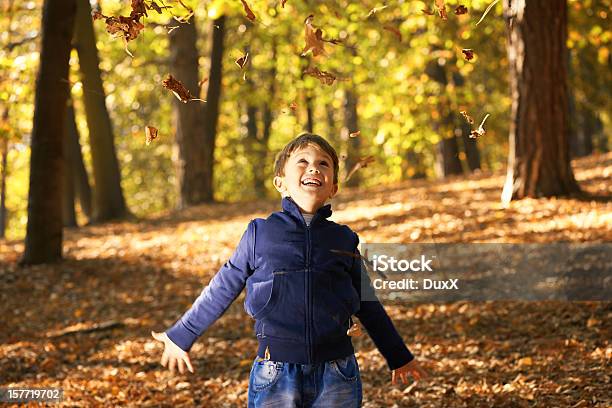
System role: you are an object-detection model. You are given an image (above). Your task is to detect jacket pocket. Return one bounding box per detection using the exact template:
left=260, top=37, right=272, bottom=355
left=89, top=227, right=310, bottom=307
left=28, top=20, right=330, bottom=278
left=251, top=272, right=285, bottom=320
left=312, top=270, right=355, bottom=342
left=258, top=269, right=306, bottom=342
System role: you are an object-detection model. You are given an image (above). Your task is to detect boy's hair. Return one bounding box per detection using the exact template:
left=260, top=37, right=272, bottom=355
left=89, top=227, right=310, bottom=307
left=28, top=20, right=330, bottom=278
left=274, top=133, right=340, bottom=184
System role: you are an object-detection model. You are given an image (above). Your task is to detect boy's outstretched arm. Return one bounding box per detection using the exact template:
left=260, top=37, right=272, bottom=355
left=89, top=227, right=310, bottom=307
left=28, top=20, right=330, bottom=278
left=348, top=232, right=428, bottom=382
left=159, top=220, right=256, bottom=357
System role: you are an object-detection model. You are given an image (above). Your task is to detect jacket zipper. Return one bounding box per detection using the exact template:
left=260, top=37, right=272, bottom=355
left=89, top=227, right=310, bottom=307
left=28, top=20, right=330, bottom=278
left=305, top=212, right=319, bottom=363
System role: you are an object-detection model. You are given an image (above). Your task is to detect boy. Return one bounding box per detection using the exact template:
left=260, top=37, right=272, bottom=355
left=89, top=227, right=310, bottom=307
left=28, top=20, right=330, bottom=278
left=152, top=133, right=427, bottom=407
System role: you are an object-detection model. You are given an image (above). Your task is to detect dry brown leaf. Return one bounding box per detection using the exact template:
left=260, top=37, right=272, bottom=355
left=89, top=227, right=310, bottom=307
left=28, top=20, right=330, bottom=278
left=475, top=0, right=500, bottom=26
left=302, top=15, right=327, bottom=57
left=462, top=48, right=475, bottom=61
left=289, top=101, right=298, bottom=112
left=303, top=66, right=336, bottom=85
left=235, top=52, right=249, bottom=69
left=460, top=110, right=474, bottom=124
left=349, top=130, right=361, bottom=138
left=435, top=0, right=448, bottom=20
left=344, top=156, right=375, bottom=183
left=162, top=74, right=197, bottom=103
left=240, top=0, right=257, bottom=22
left=281, top=0, right=288, bottom=8
left=366, top=5, right=388, bottom=18
left=145, top=126, right=158, bottom=145
left=469, top=113, right=490, bottom=139
left=455, top=5, right=468, bottom=15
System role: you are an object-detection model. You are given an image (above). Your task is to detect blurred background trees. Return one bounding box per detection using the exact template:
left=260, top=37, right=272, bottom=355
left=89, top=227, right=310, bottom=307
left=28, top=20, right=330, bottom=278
left=0, top=0, right=609, bottom=244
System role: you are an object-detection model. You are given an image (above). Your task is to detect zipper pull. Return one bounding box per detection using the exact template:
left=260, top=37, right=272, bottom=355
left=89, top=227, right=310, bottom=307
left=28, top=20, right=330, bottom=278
left=264, top=345, right=271, bottom=360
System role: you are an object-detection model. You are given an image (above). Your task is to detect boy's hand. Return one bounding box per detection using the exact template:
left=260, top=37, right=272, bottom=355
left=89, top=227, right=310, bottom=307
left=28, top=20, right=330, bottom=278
left=151, top=331, right=194, bottom=374
left=391, top=359, right=428, bottom=385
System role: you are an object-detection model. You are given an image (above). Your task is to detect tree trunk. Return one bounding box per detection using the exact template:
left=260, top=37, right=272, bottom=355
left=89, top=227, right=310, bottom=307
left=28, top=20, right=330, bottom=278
left=343, top=88, right=361, bottom=187
left=0, top=120, right=7, bottom=239
left=65, top=101, right=93, bottom=220
left=435, top=136, right=463, bottom=178
left=501, top=0, right=580, bottom=202
left=21, top=0, right=76, bottom=265
left=201, top=16, right=226, bottom=203
left=63, top=102, right=77, bottom=227
left=169, top=16, right=208, bottom=208
left=461, top=120, right=481, bottom=171
left=74, top=0, right=127, bottom=221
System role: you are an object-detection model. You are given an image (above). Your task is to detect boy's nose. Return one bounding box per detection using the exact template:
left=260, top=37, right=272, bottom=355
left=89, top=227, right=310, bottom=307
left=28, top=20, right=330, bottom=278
left=308, top=167, right=320, bottom=174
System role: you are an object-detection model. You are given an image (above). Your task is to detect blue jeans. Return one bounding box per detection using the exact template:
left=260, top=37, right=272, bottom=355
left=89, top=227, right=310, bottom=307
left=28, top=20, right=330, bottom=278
left=247, top=354, right=363, bottom=407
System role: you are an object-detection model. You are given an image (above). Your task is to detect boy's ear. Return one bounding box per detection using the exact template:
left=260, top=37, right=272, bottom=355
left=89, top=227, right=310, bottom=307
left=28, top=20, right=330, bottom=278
left=273, top=176, right=286, bottom=194
left=329, top=183, right=339, bottom=199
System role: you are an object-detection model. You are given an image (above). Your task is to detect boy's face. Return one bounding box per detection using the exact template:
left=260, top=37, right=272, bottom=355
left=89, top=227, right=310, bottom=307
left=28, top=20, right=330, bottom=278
left=273, top=143, right=338, bottom=214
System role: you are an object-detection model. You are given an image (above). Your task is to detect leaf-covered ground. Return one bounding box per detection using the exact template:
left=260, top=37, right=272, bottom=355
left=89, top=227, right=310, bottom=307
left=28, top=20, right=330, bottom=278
left=1, top=153, right=610, bottom=407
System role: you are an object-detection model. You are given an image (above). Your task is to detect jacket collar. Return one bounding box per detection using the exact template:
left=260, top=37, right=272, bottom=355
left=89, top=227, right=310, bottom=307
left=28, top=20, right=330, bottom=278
left=281, top=196, right=332, bottom=225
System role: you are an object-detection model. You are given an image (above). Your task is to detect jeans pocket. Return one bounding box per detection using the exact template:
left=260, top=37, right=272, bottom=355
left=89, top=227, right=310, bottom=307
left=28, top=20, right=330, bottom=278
left=329, top=354, right=359, bottom=382
left=251, top=359, right=284, bottom=391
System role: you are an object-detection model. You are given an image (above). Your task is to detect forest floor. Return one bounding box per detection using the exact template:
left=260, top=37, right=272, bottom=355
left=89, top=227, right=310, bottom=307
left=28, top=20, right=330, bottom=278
left=1, top=153, right=610, bottom=407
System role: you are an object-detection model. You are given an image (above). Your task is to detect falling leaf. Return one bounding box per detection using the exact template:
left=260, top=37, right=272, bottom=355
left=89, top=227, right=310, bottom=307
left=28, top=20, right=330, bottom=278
left=148, top=1, right=164, bottom=14
left=475, top=0, right=500, bottom=26
left=240, top=0, right=257, bottom=22
left=455, top=5, right=468, bottom=15
left=344, top=156, right=375, bottom=183
left=281, top=0, right=288, bottom=8
left=235, top=52, right=249, bottom=69
left=462, top=48, right=475, bottom=61
left=303, top=66, right=337, bottom=85
left=349, top=130, right=361, bottom=138
left=289, top=101, right=297, bottom=112
left=460, top=110, right=474, bottom=124
left=469, top=113, right=490, bottom=139
left=145, top=126, right=158, bottom=145
left=198, top=78, right=208, bottom=88
left=435, top=0, right=448, bottom=20
left=301, top=15, right=327, bottom=57
left=366, top=5, right=388, bottom=18
left=92, top=10, right=105, bottom=20
left=383, top=25, right=402, bottom=42
left=161, top=74, right=205, bottom=103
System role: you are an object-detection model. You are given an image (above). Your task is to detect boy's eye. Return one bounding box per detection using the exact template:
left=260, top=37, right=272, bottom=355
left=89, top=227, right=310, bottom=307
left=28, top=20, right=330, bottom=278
left=298, top=159, right=308, bottom=163
left=320, top=161, right=329, bottom=167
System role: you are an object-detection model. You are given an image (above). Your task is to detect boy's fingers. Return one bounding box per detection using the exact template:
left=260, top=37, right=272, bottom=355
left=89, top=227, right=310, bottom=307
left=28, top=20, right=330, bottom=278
left=169, top=357, right=176, bottom=374
left=160, top=351, right=168, bottom=367
left=177, top=359, right=185, bottom=374
left=391, top=371, right=397, bottom=385
left=184, top=356, right=194, bottom=373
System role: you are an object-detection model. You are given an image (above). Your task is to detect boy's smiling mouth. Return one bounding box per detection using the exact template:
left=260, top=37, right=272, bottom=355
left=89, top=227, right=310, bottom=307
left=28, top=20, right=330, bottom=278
left=301, top=177, right=322, bottom=187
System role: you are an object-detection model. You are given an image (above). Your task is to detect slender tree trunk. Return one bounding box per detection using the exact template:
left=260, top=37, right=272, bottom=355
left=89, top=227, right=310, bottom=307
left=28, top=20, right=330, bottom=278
left=342, top=88, right=361, bottom=187
left=63, top=102, right=77, bottom=227
left=502, top=0, right=580, bottom=202
left=0, top=121, right=7, bottom=239
left=300, top=56, right=314, bottom=133
left=21, top=0, right=76, bottom=265
left=169, top=16, right=207, bottom=208
left=435, top=136, right=463, bottom=178
left=461, top=120, right=481, bottom=171
left=74, top=0, right=127, bottom=221
left=65, top=101, right=92, bottom=219
left=201, top=16, right=226, bottom=203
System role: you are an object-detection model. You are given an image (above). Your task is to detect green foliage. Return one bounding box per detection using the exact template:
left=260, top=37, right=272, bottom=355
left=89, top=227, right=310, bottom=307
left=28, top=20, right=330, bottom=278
left=1, top=0, right=609, bottom=239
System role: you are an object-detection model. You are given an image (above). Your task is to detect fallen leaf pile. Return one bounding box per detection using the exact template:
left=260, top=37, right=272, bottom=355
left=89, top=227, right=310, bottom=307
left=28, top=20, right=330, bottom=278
left=0, top=154, right=610, bottom=406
